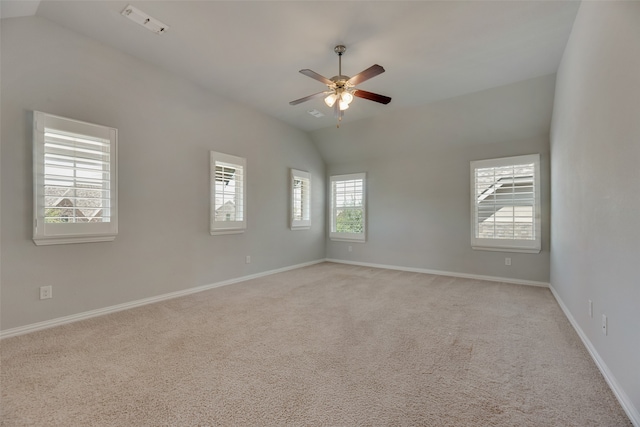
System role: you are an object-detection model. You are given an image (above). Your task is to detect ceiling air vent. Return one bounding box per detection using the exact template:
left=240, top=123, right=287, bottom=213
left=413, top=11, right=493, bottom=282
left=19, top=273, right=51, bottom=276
left=121, top=5, right=169, bottom=35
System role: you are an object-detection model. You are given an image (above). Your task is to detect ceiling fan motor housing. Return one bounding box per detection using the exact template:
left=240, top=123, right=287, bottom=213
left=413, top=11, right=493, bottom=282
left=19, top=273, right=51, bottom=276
left=330, top=76, right=351, bottom=89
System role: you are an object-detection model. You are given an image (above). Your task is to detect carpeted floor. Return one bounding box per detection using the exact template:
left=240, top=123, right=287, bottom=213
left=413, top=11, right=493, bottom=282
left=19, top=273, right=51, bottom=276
left=0, top=262, right=632, bottom=426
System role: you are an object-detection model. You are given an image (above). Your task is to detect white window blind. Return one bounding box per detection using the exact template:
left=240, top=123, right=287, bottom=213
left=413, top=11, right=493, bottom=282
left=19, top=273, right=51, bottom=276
left=330, top=173, right=366, bottom=242
left=44, top=128, right=112, bottom=223
left=291, top=169, right=311, bottom=229
left=470, top=154, right=540, bottom=253
left=33, top=111, right=118, bottom=245
left=210, top=151, right=246, bottom=234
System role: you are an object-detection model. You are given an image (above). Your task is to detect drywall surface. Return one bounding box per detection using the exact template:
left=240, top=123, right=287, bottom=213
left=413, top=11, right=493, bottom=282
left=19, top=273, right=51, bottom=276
left=0, top=17, right=325, bottom=331
left=314, top=77, right=553, bottom=283
left=550, top=1, right=640, bottom=418
left=324, top=136, right=550, bottom=283
left=311, top=74, right=556, bottom=165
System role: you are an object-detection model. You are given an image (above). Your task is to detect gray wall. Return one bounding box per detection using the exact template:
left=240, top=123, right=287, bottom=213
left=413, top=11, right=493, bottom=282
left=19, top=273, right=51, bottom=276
left=313, top=76, right=554, bottom=283
left=0, top=17, right=325, bottom=331
left=550, top=2, right=640, bottom=417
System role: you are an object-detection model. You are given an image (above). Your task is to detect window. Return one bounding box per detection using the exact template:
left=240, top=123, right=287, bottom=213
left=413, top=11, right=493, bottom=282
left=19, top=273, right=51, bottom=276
left=33, top=111, right=118, bottom=245
left=470, top=154, right=541, bottom=253
left=330, top=173, right=366, bottom=242
left=290, top=169, right=311, bottom=230
left=210, top=151, right=246, bottom=234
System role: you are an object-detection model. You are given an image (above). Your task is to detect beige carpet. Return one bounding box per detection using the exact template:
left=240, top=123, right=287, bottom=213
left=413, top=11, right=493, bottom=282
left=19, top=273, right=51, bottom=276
left=1, top=262, right=631, bottom=426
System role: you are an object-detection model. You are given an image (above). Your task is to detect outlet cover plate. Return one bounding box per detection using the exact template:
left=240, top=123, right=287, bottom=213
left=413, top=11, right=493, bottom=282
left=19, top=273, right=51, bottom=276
left=40, top=285, right=52, bottom=300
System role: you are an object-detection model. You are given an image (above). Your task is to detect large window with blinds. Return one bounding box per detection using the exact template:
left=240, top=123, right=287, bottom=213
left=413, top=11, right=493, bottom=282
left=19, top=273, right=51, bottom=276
left=210, top=151, right=246, bottom=234
left=33, top=111, right=118, bottom=245
left=330, top=173, right=366, bottom=242
left=470, top=154, right=541, bottom=253
left=290, top=169, right=311, bottom=230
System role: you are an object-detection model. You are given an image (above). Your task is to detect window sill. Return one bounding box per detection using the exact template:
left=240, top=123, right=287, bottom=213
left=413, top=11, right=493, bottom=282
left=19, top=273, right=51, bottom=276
left=472, top=246, right=541, bottom=254
left=33, top=235, right=117, bottom=246
left=210, top=229, right=245, bottom=236
left=330, top=237, right=366, bottom=243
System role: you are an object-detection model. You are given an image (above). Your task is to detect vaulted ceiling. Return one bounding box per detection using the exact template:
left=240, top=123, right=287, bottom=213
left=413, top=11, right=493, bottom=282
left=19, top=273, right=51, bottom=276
left=1, top=1, right=580, bottom=132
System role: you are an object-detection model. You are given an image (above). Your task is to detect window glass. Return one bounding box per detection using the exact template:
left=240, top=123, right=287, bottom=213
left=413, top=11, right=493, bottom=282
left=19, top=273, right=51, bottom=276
left=330, top=173, right=366, bottom=242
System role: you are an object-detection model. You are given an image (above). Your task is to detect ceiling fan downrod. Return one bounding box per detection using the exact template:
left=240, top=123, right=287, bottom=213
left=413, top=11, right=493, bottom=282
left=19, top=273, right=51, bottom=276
left=335, top=45, right=346, bottom=77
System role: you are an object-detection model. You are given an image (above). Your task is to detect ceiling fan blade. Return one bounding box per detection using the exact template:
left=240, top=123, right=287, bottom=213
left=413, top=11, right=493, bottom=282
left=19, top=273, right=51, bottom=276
left=353, top=89, right=392, bottom=105
left=347, top=64, right=385, bottom=86
left=289, top=91, right=327, bottom=105
left=299, top=69, right=334, bottom=86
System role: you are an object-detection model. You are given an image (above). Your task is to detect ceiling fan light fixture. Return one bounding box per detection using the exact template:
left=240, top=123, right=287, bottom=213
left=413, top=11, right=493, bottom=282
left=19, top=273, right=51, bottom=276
left=339, top=100, right=350, bottom=111
left=340, top=91, right=354, bottom=104
left=324, top=93, right=338, bottom=108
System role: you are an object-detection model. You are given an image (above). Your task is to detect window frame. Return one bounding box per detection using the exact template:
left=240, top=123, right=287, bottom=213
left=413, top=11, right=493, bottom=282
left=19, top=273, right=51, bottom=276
left=470, top=154, right=541, bottom=253
left=329, top=172, right=366, bottom=242
left=290, top=168, right=311, bottom=230
left=33, top=111, right=118, bottom=246
left=210, top=151, right=246, bottom=235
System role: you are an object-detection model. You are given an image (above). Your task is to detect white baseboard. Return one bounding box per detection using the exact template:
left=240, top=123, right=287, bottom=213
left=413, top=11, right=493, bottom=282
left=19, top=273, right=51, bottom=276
left=0, top=259, right=325, bottom=340
left=549, top=285, right=639, bottom=427
left=325, top=258, right=550, bottom=288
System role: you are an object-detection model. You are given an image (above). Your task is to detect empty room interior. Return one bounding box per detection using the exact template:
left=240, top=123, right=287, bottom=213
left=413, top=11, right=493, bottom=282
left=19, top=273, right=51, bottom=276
left=1, top=1, right=638, bottom=426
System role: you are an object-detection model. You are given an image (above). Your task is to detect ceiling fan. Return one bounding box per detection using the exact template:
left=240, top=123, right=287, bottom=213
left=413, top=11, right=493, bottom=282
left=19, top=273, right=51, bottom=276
left=290, top=45, right=391, bottom=127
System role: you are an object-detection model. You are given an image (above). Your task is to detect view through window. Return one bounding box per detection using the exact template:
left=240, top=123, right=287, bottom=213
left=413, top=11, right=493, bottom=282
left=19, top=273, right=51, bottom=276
left=330, top=173, right=366, bottom=241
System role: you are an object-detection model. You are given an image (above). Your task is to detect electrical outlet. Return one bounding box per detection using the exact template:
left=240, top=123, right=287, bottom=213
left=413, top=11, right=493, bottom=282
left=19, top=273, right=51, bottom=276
left=245, top=255, right=251, bottom=264
left=602, top=314, right=608, bottom=336
left=505, top=257, right=511, bottom=266
left=588, top=300, right=593, bottom=318
left=40, top=285, right=52, bottom=300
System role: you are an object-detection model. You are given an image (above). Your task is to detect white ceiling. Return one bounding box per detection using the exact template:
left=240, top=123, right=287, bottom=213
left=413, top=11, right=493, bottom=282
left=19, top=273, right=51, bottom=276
left=0, top=0, right=40, bottom=19
left=9, top=1, right=580, bottom=132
